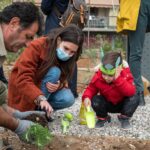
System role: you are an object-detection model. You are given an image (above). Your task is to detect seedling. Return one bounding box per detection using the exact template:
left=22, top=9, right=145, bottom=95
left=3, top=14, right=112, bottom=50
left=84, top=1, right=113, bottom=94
left=61, top=112, right=73, bottom=134
left=22, top=123, right=53, bottom=149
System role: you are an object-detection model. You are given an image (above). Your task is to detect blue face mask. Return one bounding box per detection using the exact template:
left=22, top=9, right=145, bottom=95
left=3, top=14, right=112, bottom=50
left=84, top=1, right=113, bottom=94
left=56, top=47, right=72, bottom=61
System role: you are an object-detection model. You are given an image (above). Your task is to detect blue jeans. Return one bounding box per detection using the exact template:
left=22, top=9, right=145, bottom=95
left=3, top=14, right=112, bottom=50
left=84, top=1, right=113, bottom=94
left=41, top=66, right=75, bottom=110
left=128, top=0, right=150, bottom=92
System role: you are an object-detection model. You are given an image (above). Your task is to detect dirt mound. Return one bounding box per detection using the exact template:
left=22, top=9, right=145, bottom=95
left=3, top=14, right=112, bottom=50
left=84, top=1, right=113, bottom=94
left=1, top=131, right=150, bottom=150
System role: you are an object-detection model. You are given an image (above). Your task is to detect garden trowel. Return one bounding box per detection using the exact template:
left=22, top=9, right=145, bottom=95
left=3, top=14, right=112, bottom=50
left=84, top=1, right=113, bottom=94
left=85, top=106, right=95, bottom=128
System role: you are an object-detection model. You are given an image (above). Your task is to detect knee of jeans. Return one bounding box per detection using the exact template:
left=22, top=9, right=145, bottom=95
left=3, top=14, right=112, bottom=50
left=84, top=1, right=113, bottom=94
left=50, top=66, right=61, bottom=78
left=63, top=94, right=75, bottom=108
left=44, top=66, right=61, bottom=83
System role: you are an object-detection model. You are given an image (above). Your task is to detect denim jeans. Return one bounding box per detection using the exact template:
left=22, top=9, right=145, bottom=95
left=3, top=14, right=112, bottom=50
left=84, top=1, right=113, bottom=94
left=41, top=66, right=75, bottom=110
left=128, top=0, right=150, bottom=92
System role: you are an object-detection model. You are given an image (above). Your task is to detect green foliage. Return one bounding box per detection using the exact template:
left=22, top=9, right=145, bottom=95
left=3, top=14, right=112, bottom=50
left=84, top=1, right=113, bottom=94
left=61, top=118, right=70, bottom=134
left=64, top=112, right=73, bottom=122
left=0, top=0, right=12, bottom=11
left=6, top=48, right=23, bottom=64
left=22, top=124, right=53, bottom=150
left=102, top=42, right=112, bottom=52
left=61, top=112, right=73, bottom=134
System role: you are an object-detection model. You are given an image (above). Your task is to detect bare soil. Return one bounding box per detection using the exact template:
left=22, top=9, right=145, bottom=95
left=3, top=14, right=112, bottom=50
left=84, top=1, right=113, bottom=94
left=23, top=114, right=49, bottom=128
left=1, top=113, right=150, bottom=150
left=1, top=131, right=150, bottom=150
left=2, top=60, right=150, bottom=150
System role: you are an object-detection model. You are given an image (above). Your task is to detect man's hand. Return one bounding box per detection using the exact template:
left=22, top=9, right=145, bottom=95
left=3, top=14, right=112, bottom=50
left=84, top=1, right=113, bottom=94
left=13, top=110, right=45, bottom=119
left=46, top=81, right=60, bottom=93
left=14, top=119, right=34, bottom=142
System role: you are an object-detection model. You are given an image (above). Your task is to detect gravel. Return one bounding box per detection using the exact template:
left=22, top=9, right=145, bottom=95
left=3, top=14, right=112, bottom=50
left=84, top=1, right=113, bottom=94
left=0, top=94, right=150, bottom=140
left=49, top=94, right=150, bottom=140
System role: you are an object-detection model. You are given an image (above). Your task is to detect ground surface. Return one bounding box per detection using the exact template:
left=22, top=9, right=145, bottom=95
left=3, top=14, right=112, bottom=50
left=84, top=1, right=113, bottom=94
left=1, top=61, right=150, bottom=150
left=1, top=131, right=150, bottom=150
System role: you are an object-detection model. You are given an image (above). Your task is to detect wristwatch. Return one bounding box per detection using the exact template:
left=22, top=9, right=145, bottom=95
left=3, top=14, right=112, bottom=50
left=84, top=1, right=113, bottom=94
left=34, top=95, right=47, bottom=106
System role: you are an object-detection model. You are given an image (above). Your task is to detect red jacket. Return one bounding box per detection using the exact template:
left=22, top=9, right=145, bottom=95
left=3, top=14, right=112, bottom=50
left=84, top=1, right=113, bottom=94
left=8, top=37, right=48, bottom=111
left=82, top=68, right=136, bottom=105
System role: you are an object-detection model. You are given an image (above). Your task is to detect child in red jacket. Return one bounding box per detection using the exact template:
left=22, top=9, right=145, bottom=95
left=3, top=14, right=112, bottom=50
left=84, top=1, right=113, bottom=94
left=82, top=51, right=139, bottom=129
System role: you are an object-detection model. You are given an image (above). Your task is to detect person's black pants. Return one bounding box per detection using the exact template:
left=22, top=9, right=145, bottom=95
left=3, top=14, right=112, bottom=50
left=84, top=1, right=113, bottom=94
left=68, top=63, right=78, bottom=97
left=91, top=95, right=139, bottom=118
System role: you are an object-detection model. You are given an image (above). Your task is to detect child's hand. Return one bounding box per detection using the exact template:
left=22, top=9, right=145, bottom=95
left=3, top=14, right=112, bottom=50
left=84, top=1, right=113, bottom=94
left=83, top=98, right=91, bottom=107
left=115, top=66, right=122, bottom=80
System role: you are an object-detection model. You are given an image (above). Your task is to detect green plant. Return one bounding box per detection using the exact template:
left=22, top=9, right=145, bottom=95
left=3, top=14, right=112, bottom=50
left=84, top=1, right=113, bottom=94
left=22, top=124, right=53, bottom=150
left=0, top=0, right=12, bottom=11
left=102, top=42, right=112, bottom=52
left=6, top=48, right=23, bottom=64
left=114, top=37, right=124, bottom=51
left=64, top=112, right=73, bottom=121
left=61, top=112, right=73, bottom=134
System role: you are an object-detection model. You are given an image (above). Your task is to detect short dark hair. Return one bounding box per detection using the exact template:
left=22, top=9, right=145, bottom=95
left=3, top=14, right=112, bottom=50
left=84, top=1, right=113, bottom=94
left=102, top=51, right=122, bottom=68
left=0, top=2, right=43, bottom=35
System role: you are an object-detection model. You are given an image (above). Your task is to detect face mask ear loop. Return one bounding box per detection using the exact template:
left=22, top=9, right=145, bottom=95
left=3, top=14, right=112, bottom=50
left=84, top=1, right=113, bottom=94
left=115, top=56, right=121, bottom=68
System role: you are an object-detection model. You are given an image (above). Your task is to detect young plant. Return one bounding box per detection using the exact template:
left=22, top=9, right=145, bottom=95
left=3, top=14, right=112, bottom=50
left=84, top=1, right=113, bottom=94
left=61, top=112, right=73, bottom=134
left=61, top=118, right=70, bottom=134
left=22, top=123, right=53, bottom=149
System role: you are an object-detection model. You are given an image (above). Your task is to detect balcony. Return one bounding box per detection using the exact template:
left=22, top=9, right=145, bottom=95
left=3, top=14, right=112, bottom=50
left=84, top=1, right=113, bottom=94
left=84, top=16, right=117, bottom=32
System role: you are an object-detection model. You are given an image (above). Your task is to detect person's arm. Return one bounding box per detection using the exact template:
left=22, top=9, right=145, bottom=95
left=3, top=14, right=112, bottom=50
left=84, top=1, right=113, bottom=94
left=41, top=0, right=55, bottom=15
left=82, top=73, right=99, bottom=102
left=0, top=106, right=18, bottom=130
left=14, top=38, right=45, bottom=104
left=0, top=106, right=37, bottom=143
left=113, top=68, right=136, bottom=96
left=12, top=38, right=53, bottom=116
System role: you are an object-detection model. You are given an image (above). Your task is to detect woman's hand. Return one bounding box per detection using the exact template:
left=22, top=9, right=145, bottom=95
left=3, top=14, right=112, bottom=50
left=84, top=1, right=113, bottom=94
left=83, top=98, right=91, bottom=108
left=40, top=100, right=53, bottom=117
left=46, top=80, right=60, bottom=93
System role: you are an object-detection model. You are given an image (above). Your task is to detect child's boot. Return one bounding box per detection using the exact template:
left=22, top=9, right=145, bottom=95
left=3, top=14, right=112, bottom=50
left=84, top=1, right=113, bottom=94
left=96, top=115, right=111, bottom=128
left=118, top=115, right=131, bottom=129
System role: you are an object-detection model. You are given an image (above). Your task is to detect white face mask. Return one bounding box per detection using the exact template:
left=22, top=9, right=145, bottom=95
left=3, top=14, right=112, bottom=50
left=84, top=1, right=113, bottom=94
left=56, top=47, right=72, bottom=61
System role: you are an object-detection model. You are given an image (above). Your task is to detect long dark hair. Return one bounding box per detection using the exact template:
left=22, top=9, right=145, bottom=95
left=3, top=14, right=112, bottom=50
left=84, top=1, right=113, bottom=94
left=38, top=24, right=84, bottom=83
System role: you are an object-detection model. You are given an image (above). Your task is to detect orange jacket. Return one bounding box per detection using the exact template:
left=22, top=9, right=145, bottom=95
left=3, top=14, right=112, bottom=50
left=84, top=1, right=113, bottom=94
left=8, top=37, right=48, bottom=111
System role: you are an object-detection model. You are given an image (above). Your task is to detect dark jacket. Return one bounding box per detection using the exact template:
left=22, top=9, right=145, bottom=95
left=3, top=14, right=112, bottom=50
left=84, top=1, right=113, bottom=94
left=41, top=0, right=69, bottom=34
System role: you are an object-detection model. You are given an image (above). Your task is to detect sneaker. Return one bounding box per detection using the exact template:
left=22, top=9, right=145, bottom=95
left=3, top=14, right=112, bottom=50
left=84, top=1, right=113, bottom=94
left=118, top=115, right=131, bottom=129
left=96, top=115, right=111, bottom=128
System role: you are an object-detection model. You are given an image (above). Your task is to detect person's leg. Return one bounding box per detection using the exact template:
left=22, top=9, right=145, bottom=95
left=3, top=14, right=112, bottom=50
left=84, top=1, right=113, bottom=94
left=48, top=88, right=75, bottom=110
left=91, top=95, right=111, bottom=127
left=118, top=95, right=139, bottom=129
left=121, top=95, right=139, bottom=117
left=68, top=63, right=78, bottom=98
left=128, top=0, right=149, bottom=105
left=41, top=66, right=61, bottom=99
left=0, top=66, right=8, bottom=85
left=0, top=81, right=7, bottom=105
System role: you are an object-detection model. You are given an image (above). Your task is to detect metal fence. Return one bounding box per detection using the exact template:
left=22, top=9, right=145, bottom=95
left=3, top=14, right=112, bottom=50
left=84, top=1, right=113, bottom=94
left=85, top=16, right=116, bottom=29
